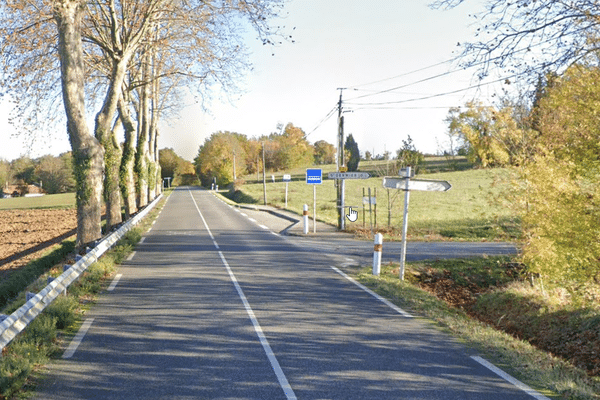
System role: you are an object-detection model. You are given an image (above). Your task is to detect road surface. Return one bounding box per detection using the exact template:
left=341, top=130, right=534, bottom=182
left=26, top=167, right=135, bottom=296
left=35, top=187, right=543, bottom=399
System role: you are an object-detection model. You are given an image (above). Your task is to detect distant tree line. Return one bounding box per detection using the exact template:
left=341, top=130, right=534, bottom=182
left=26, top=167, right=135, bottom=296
left=0, top=154, right=75, bottom=196
left=194, top=123, right=336, bottom=187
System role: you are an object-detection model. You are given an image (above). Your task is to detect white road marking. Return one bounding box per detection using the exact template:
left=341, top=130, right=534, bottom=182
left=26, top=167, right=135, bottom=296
left=139, top=237, right=146, bottom=244
left=189, top=189, right=296, bottom=399
left=330, top=266, right=413, bottom=318
left=107, top=274, right=123, bottom=291
left=248, top=217, right=257, bottom=223
left=62, top=318, right=94, bottom=359
left=259, top=224, right=269, bottom=230
left=271, top=232, right=281, bottom=237
left=126, top=251, right=136, bottom=261
left=470, top=356, right=550, bottom=399
left=241, top=213, right=248, bottom=217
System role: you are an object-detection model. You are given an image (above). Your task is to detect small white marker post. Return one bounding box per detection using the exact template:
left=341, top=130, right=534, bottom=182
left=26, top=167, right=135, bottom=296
left=303, top=204, right=309, bottom=234
left=373, top=233, right=383, bottom=276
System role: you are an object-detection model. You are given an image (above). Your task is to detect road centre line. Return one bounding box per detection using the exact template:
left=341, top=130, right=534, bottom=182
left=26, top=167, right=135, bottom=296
left=471, top=356, right=550, bottom=400
left=188, top=189, right=297, bottom=399
left=62, top=318, right=94, bottom=359
left=330, top=266, right=414, bottom=318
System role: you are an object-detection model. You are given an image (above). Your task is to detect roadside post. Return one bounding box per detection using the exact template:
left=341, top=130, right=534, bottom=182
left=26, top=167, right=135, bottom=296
left=373, top=233, right=383, bottom=276
left=306, top=169, right=322, bottom=233
left=383, top=167, right=451, bottom=280
left=283, top=174, right=291, bottom=208
left=328, top=171, right=370, bottom=230
left=303, top=204, right=309, bottom=234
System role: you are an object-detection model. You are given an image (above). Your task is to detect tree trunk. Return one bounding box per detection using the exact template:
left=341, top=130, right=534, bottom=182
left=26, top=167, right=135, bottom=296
left=103, top=124, right=123, bottom=230
left=95, top=58, right=130, bottom=229
left=54, top=0, right=104, bottom=250
left=118, top=95, right=138, bottom=219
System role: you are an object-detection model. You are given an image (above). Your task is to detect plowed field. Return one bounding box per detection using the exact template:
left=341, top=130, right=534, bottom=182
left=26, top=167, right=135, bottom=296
left=0, top=209, right=77, bottom=279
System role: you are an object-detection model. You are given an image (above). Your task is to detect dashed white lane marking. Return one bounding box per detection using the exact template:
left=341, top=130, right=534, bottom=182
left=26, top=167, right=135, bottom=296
left=63, top=318, right=94, bottom=359
left=330, top=266, right=413, bottom=318
left=259, top=224, right=269, bottom=230
left=107, top=274, right=123, bottom=291
left=189, top=189, right=296, bottom=399
left=271, top=232, right=281, bottom=237
left=470, top=356, right=550, bottom=400
left=139, top=237, right=146, bottom=244
left=126, top=251, right=136, bottom=261
left=241, top=213, right=248, bottom=217
left=248, top=217, right=257, bottom=223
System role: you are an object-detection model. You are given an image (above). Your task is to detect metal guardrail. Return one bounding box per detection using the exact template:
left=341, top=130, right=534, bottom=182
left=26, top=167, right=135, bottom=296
left=0, top=193, right=163, bottom=352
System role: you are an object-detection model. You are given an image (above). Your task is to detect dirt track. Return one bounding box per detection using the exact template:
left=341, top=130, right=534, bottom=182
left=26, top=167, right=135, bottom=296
left=0, top=209, right=77, bottom=279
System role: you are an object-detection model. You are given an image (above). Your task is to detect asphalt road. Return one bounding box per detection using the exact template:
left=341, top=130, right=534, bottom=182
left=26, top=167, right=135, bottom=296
left=35, top=187, right=542, bottom=400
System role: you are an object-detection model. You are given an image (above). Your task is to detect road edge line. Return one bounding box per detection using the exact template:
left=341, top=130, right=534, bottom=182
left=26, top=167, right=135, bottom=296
left=471, top=356, right=550, bottom=400
left=330, top=266, right=413, bottom=318
left=62, top=318, right=94, bottom=359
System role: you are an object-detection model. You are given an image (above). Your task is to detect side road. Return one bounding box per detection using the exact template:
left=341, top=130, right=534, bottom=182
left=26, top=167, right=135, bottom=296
left=212, top=191, right=519, bottom=263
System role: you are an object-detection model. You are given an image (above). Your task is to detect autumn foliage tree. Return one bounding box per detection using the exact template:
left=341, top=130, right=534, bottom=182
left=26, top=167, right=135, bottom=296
left=518, top=65, right=600, bottom=285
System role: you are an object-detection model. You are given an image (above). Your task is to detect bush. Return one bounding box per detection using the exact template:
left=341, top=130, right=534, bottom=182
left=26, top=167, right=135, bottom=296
left=45, top=296, right=77, bottom=330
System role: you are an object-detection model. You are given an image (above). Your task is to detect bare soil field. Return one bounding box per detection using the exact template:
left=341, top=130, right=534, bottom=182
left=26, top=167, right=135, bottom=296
left=0, top=209, right=76, bottom=279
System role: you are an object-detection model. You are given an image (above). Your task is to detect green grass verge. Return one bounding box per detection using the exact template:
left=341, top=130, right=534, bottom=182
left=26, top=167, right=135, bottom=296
left=0, top=193, right=76, bottom=210
left=353, top=259, right=600, bottom=399
left=235, top=164, right=518, bottom=241
left=0, top=192, right=170, bottom=399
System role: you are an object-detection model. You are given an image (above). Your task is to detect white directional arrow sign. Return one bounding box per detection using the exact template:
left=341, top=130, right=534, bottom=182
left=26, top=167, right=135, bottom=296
left=383, top=168, right=452, bottom=282
left=382, top=177, right=451, bottom=192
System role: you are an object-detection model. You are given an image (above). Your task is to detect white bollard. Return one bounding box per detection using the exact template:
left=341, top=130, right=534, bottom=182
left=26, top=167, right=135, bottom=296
left=303, top=204, right=309, bottom=234
left=373, top=233, right=383, bottom=276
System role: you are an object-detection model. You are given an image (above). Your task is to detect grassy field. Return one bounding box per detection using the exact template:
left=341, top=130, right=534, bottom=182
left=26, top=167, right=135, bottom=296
left=234, top=158, right=519, bottom=241
left=0, top=193, right=76, bottom=210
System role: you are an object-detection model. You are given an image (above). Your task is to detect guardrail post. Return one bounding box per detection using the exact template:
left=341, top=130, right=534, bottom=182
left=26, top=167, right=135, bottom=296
left=373, top=233, right=383, bottom=276
left=303, top=204, right=309, bottom=234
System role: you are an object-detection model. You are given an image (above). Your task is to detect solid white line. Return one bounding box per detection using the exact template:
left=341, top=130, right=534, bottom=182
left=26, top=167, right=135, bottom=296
left=330, top=266, right=413, bottom=318
left=471, top=356, right=550, bottom=400
left=126, top=251, right=136, bottom=261
left=62, top=318, right=94, bottom=359
left=107, top=274, right=123, bottom=291
left=218, top=251, right=297, bottom=400
left=188, top=189, right=296, bottom=399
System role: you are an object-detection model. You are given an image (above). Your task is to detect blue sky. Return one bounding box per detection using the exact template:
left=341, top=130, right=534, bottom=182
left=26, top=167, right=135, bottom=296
left=1, top=0, right=503, bottom=162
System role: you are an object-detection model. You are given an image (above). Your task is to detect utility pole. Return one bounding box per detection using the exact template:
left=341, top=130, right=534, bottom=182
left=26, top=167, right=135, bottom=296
left=336, top=88, right=346, bottom=230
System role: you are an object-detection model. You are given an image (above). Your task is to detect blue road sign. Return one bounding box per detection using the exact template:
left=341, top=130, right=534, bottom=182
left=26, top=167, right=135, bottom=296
left=306, top=168, right=322, bottom=184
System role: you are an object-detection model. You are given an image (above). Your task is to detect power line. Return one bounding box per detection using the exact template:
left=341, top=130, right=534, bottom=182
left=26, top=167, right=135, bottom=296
left=346, top=57, right=458, bottom=90
left=344, top=36, right=560, bottom=102
left=346, top=74, right=518, bottom=107
left=305, top=106, right=337, bottom=137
